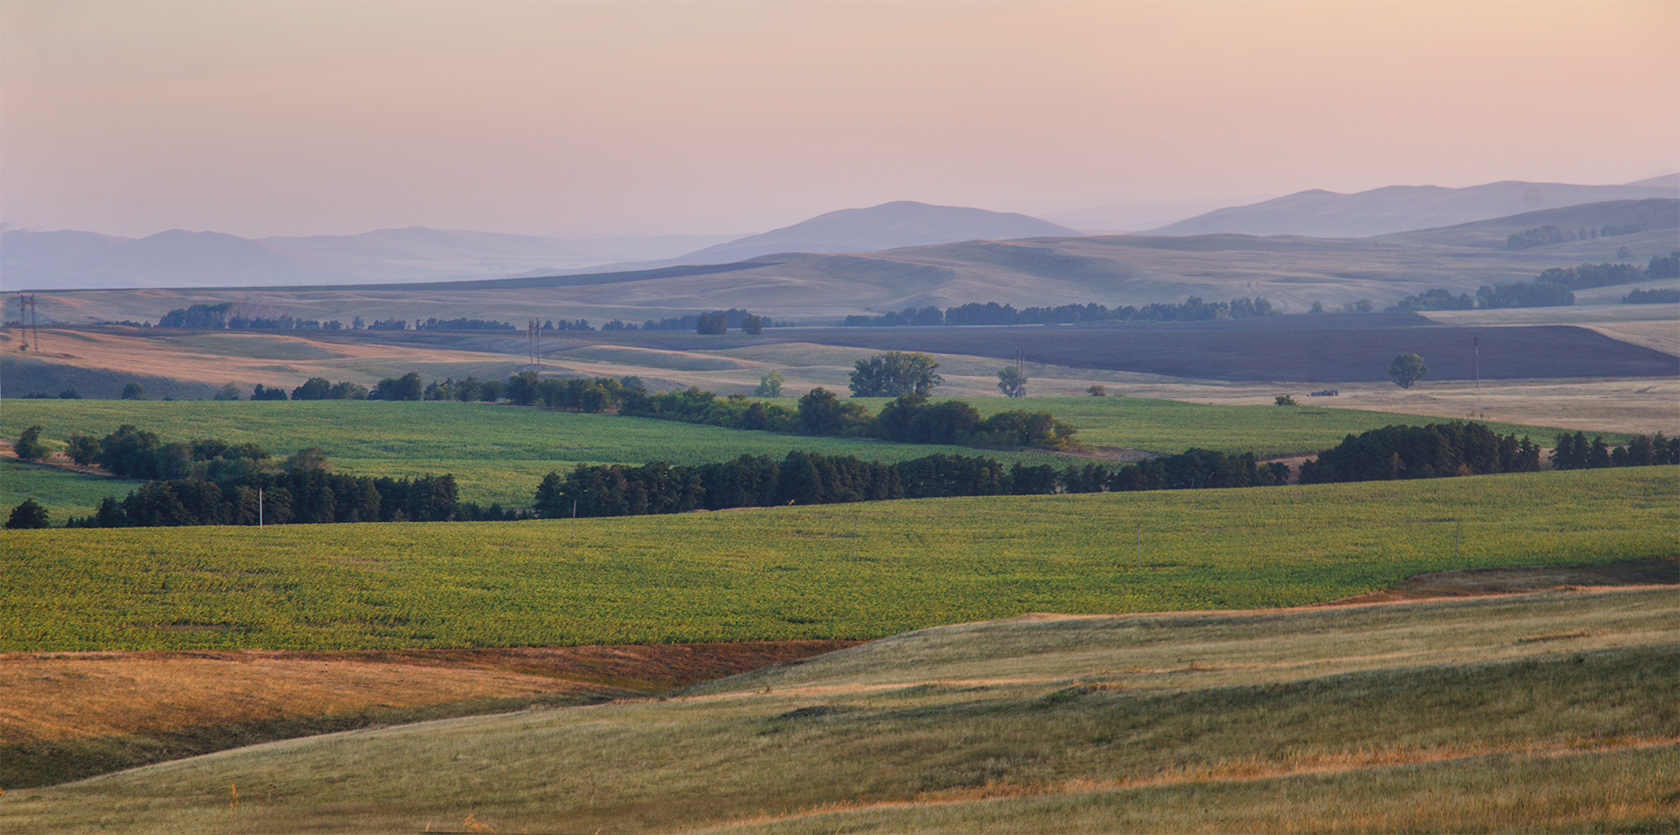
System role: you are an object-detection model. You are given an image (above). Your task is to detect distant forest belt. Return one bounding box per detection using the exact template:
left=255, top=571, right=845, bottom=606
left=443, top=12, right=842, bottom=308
left=770, top=316, right=1680, bottom=382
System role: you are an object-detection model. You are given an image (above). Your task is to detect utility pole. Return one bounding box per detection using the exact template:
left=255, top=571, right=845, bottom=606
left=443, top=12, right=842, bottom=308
left=1136, top=521, right=1142, bottom=569
left=1454, top=520, right=1461, bottom=572
left=571, top=498, right=577, bottom=544
left=259, top=488, right=264, bottom=528
left=1473, top=336, right=1480, bottom=391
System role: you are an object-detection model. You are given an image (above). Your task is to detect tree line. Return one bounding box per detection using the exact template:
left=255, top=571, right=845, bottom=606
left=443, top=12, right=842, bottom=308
left=37, top=425, right=506, bottom=528
left=1391, top=254, right=1679, bottom=312
left=1505, top=223, right=1647, bottom=250
left=500, top=371, right=1076, bottom=451
left=1296, top=421, right=1676, bottom=483
left=531, top=447, right=1290, bottom=519
left=842, top=297, right=1280, bottom=327
left=1551, top=431, right=1679, bottom=470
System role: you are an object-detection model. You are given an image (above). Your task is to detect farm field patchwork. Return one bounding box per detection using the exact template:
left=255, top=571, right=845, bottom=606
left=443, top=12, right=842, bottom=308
left=0, top=400, right=1075, bottom=511
left=2, top=467, right=1673, bottom=652
left=4, top=587, right=1673, bottom=833
left=0, top=459, right=144, bottom=522
left=0, top=397, right=1607, bottom=518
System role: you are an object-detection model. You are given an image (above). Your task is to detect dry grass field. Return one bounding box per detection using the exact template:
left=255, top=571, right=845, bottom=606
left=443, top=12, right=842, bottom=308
left=0, top=641, right=852, bottom=789
left=3, top=581, right=1672, bottom=834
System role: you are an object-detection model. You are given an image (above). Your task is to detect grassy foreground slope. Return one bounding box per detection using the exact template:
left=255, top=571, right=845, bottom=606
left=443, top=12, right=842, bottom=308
left=3, top=468, right=1673, bottom=651
left=5, top=588, right=1673, bottom=834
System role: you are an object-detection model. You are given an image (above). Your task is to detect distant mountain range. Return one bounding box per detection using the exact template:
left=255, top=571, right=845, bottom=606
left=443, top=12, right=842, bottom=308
left=36, top=198, right=1677, bottom=328
left=7, top=178, right=1678, bottom=291
left=1150, top=176, right=1679, bottom=238
left=0, top=228, right=738, bottom=291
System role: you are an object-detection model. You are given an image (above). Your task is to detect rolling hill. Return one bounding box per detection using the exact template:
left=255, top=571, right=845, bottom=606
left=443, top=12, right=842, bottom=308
left=1151, top=178, right=1679, bottom=238
left=16, top=200, right=1678, bottom=328
left=670, top=200, right=1081, bottom=264
left=0, top=227, right=737, bottom=291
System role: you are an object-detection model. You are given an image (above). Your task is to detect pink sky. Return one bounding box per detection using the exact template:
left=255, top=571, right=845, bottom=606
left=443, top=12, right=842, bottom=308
left=3, top=0, right=1676, bottom=239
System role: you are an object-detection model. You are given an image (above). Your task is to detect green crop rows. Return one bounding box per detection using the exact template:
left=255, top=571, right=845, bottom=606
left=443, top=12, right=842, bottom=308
left=2, top=467, right=1672, bottom=652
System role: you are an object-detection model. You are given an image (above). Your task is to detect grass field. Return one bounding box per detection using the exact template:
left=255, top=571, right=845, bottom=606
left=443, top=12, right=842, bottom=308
left=0, top=459, right=144, bottom=521
left=3, top=587, right=1672, bottom=833
left=0, top=400, right=1076, bottom=511
left=0, top=397, right=1605, bottom=518
left=2, top=467, right=1673, bottom=652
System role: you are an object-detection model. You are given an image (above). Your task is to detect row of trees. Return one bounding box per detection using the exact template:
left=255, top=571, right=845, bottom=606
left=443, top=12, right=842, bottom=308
left=33, top=425, right=498, bottom=527
left=498, top=368, right=1075, bottom=451
left=213, top=373, right=426, bottom=402
left=842, top=297, right=1281, bottom=327
left=600, top=309, right=772, bottom=334
left=532, top=447, right=1289, bottom=519
left=1551, top=432, right=1679, bottom=470
left=1505, top=223, right=1647, bottom=250
left=1299, top=422, right=1545, bottom=483
left=1389, top=254, right=1679, bottom=312
left=1622, top=288, right=1680, bottom=304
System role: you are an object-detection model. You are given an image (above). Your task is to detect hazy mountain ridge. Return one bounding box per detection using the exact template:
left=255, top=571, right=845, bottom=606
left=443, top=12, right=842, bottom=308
left=0, top=227, right=738, bottom=290
left=673, top=201, right=1082, bottom=265
left=1151, top=179, right=1680, bottom=238
left=31, top=199, right=1678, bottom=327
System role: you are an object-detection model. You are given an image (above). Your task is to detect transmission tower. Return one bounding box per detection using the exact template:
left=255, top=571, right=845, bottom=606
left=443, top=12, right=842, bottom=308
left=16, top=295, right=39, bottom=353
left=527, top=319, right=540, bottom=370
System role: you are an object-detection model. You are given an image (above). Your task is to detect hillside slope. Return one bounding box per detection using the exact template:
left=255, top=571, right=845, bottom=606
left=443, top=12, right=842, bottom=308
left=673, top=200, right=1081, bottom=264
left=1152, top=179, right=1679, bottom=238
left=4, top=585, right=1672, bottom=833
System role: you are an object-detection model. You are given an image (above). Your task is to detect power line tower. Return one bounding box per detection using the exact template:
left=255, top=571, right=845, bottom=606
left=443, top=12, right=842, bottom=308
left=16, top=295, right=40, bottom=353
left=1015, top=347, right=1024, bottom=375
left=527, top=319, right=540, bottom=371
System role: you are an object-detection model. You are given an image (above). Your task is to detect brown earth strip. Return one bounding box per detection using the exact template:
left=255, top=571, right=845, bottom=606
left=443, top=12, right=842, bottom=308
left=1319, top=556, right=1677, bottom=605
left=0, top=640, right=854, bottom=789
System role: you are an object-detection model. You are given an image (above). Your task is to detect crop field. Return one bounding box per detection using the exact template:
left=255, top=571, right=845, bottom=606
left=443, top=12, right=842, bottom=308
left=849, top=395, right=1597, bottom=456
left=0, top=397, right=1605, bottom=518
left=0, top=460, right=145, bottom=521
left=2, top=467, right=1673, bottom=652
left=0, top=400, right=1075, bottom=510
left=4, top=587, right=1673, bottom=833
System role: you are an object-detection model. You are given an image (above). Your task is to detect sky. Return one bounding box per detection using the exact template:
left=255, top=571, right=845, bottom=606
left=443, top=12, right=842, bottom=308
left=2, top=0, right=1677, bottom=240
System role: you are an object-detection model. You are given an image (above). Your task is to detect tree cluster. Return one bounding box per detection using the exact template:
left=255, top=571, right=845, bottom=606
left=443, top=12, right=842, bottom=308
left=1505, top=223, right=1646, bottom=250
left=600, top=309, right=770, bottom=333
left=423, top=376, right=505, bottom=402
left=291, top=378, right=370, bottom=401
left=1551, top=432, right=1678, bottom=470
left=848, top=351, right=943, bottom=396
left=157, top=303, right=343, bottom=331
left=1622, top=288, right=1680, bottom=304
left=44, top=425, right=494, bottom=528
left=842, top=297, right=1280, bottom=327
left=415, top=317, right=518, bottom=332
left=1298, top=422, right=1543, bottom=484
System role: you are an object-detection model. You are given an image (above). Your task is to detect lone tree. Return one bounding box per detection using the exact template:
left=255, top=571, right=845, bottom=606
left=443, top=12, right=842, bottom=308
left=997, top=366, right=1027, bottom=398
left=1388, top=353, right=1429, bottom=389
left=848, top=351, right=943, bottom=397
left=13, top=425, right=47, bottom=462
left=754, top=370, right=785, bottom=397
left=6, top=498, right=49, bottom=529
left=121, top=382, right=145, bottom=400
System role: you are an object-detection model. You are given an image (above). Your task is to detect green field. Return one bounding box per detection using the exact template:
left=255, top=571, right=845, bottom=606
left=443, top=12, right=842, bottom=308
left=0, top=400, right=1074, bottom=511
left=924, top=395, right=1612, bottom=455
left=0, top=397, right=1605, bottom=516
left=0, top=460, right=144, bottom=522
left=5, top=588, right=1673, bottom=833
left=2, top=467, right=1673, bottom=652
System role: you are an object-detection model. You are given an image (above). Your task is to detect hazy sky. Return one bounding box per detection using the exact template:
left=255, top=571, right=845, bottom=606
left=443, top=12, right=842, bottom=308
left=3, top=0, right=1676, bottom=239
